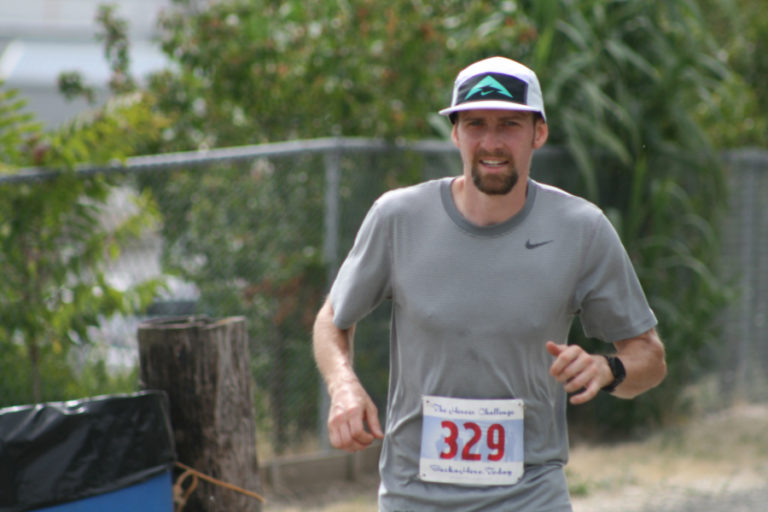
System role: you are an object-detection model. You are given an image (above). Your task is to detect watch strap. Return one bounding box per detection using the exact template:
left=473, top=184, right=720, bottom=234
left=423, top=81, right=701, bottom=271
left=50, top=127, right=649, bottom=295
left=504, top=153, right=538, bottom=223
left=600, top=355, right=626, bottom=393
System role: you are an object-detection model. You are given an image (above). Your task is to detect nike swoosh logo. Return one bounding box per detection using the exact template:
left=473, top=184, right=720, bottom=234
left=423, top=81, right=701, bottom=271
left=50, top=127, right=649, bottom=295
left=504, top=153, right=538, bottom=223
left=525, top=239, right=553, bottom=249
left=480, top=90, right=495, bottom=96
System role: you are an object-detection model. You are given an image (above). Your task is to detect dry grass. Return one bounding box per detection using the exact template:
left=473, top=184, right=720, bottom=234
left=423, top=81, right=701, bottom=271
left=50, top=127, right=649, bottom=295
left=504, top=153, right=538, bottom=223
left=568, top=402, right=768, bottom=511
left=264, top=402, right=768, bottom=511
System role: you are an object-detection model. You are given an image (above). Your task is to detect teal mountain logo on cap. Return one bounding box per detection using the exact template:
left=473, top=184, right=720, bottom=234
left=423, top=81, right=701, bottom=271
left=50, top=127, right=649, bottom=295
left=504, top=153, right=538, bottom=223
left=465, top=75, right=515, bottom=101
left=455, top=72, right=528, bottom=106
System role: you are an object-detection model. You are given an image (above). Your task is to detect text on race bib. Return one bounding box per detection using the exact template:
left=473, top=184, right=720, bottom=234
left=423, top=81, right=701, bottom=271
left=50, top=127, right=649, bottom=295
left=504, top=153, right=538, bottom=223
left=419, top=396, right=524, bottom=486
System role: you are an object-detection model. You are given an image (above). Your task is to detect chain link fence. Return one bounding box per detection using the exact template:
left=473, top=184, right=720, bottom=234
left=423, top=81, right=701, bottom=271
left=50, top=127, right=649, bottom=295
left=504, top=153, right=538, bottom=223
left=3, top=140, right=766, bottom=457
left=720, top=149, right=768, bottom=402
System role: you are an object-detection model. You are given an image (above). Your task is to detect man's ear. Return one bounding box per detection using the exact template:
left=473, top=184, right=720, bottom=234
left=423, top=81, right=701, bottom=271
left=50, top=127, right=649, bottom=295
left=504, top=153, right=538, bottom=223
left=533, top=119, right=549, bottom=149
left=451, top=121, right=459, bottom=147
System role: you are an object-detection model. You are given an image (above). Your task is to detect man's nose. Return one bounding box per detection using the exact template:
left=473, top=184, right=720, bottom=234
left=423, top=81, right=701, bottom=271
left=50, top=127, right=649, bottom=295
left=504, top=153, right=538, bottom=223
left=480, top=127, right=506, bottom=151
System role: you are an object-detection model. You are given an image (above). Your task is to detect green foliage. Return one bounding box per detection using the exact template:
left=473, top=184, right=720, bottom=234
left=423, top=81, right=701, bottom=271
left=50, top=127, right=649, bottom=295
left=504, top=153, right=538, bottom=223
left=697, top=0, right=768, bottom=147
left=0, top=84, right=165, bottom=405
left=150, top=0, right=539, bottom=148
left=95, top=4, right=138, bottom=95
left=0, top=86, right=41, bottom=171
left=58, top=4, right=138, bottom=106
left=0, top=5, right=170, bottom=407
left=58, top=71, right=97, bottom=104
left=506, top=0, right=735, bottom=431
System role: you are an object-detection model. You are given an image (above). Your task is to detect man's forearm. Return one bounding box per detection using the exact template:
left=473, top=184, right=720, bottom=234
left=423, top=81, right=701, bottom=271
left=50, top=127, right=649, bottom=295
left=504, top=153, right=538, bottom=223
left=611, top=328, right=667, bottom=399
left=313, top=298, right=384, bottom=450
left=313, top=298, right=358, bottom=392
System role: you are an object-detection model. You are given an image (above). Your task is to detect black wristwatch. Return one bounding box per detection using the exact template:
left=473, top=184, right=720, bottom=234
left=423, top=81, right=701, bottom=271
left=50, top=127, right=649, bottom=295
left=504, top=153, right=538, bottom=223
left=600, top=355, right=626, bottom=393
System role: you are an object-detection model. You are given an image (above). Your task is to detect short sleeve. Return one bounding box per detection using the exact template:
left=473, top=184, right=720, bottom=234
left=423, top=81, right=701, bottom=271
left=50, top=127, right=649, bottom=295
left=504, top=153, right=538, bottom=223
left=574, top=214, right=657, bottom=343
left=329, top=199, right=393, bottom=329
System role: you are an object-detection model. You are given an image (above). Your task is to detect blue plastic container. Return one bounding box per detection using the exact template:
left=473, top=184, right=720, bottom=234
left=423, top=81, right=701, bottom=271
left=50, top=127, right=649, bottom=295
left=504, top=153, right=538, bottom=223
left=32, top=471, right=173, bottom=512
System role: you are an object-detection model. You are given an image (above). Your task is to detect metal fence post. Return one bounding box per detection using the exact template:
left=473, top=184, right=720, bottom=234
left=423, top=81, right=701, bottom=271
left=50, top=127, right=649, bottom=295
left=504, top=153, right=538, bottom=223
left=319, top=141, right=342, bottom=450
left=737, top=161, right=755, bottom=395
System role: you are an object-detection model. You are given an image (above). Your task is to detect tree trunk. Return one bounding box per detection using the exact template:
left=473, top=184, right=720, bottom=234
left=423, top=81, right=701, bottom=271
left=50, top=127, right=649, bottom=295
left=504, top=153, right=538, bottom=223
left=137, top=316, right=261, bottom=511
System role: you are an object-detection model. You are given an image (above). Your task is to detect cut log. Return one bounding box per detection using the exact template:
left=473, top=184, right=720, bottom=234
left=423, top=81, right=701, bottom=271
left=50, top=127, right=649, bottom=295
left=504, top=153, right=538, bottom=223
left=138, top=316, right=261, bottom=511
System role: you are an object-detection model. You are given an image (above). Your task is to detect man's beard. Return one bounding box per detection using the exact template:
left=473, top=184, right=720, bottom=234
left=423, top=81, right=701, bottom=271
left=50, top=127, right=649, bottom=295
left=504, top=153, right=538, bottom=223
left=471, top=153, right=519, bottom=195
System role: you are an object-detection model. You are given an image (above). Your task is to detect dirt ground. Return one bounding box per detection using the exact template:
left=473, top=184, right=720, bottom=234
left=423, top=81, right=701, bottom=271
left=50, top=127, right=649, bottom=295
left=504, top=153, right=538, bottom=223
left=264, top=402, right=768, bottom=511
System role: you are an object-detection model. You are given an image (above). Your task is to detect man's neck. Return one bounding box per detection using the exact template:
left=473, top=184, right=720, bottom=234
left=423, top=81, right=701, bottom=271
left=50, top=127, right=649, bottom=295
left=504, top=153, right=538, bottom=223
left=451, top=176, right=528, bottom=226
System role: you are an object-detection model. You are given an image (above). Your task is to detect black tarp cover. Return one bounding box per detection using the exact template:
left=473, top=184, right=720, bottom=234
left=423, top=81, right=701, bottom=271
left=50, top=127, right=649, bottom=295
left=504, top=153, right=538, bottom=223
left=0, top=390, right=176, bottom=511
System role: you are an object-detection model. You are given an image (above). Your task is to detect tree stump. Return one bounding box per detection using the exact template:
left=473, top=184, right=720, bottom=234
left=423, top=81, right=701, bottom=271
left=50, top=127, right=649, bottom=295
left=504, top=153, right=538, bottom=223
left=138, top=316, right=261, bottom=511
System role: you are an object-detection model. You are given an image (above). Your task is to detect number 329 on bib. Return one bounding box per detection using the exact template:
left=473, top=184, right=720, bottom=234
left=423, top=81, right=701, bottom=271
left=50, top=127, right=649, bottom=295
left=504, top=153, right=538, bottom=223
left=419, top=396, right=524, bottom=486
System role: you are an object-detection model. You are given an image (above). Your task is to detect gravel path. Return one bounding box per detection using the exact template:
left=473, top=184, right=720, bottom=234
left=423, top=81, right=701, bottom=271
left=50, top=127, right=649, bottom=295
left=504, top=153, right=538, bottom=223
left=644, top=487, right=768, bottom=512
left=572, top=483, right=768, bottom=512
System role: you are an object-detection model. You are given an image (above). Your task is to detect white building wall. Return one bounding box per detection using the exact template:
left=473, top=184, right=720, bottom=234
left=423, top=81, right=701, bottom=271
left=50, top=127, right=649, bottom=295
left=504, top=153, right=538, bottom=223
left=0, top=0, right=172, bottom=127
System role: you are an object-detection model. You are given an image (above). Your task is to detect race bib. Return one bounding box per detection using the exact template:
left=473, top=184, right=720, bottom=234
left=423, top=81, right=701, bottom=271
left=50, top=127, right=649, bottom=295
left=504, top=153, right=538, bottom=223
left=419, top=396, right=524, bottom=486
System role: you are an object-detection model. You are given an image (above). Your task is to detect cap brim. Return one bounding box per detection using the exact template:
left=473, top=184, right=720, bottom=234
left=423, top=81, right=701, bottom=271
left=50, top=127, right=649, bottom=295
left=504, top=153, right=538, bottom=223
left=438, top=100, right=543, bottom=118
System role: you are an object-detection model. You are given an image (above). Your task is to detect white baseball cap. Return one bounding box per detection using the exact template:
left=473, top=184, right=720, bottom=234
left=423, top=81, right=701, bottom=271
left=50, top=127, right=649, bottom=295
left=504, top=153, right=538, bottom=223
left=439, top=56, right=546, bottom=123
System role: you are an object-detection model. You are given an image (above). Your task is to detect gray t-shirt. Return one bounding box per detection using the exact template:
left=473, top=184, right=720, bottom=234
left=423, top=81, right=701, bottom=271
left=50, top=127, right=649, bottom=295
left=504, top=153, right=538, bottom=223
left=330, top=178, right=657, bottom=511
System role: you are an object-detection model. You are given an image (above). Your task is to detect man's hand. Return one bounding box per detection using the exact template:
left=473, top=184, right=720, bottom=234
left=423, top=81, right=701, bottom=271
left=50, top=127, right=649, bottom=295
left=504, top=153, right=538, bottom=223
left=547, top=329, right=667, bottom=403
left=546, top=341, right=611, bottom=405
left=328, top=377, right=384, bottom=452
